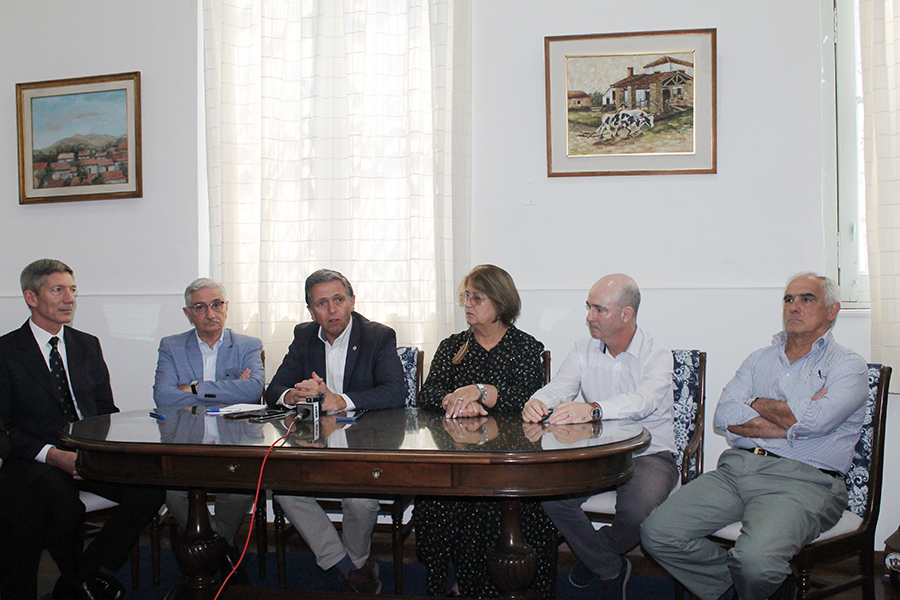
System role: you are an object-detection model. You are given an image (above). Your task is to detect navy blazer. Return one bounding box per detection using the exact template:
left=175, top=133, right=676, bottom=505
left=153, top=328, right=265, bottom=407
left=264, top=311, right=405, bottom=411
left=0, top=321, right=116, bottom=463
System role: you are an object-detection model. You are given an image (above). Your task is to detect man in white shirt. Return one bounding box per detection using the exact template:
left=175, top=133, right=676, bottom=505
left=153, top=278, right=265, bottom=582
left=523, top=274, right=678, bottom=600
left=264, top=269, right=405, bottom=594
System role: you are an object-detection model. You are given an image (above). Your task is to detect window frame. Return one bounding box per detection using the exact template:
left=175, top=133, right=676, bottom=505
left=822, top=0, right=870, bottom=305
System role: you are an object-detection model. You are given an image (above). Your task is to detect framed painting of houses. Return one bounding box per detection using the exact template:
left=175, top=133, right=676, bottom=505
left=16, top=72, right=142, bottom=204
left=545, top=29, right=716, bottom=176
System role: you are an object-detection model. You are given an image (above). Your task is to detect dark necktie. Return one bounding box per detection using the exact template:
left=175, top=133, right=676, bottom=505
left=49, top=336, right=79, bottom=421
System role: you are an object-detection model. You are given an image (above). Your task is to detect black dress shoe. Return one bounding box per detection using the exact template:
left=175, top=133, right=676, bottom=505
left=77, top=573, right=126, bottom=600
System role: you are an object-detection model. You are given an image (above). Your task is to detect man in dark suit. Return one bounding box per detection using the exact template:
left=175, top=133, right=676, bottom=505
left=0, top=259, right=165, bottom=600
left=265, top=269, right=404, bottom=594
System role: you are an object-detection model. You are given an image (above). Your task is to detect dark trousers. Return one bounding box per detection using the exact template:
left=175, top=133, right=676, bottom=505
left=0, top=461, right=164, bottom=599
left=0, top=473, right=44, bottom=600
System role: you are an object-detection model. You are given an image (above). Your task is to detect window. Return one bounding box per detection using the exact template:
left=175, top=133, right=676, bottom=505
left=823, top=0, right=870, bottom=304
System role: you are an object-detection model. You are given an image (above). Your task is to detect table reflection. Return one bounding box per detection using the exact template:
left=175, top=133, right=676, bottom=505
left=72, top=407, right=645, bottom=455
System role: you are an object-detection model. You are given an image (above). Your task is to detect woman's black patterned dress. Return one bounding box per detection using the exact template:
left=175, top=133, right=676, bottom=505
left=414, top=326, right=557, bottom=599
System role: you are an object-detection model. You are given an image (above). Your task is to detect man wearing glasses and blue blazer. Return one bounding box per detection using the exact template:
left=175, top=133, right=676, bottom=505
left=153, top=277, right=265, bottom=582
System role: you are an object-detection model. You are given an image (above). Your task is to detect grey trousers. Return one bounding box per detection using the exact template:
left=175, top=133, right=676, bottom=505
left=166, top=490, right=255, bottom=546
left=640, top=449, right=847, bottom=600
left=275, top=495, right=380, bottom=570
left=542, top=451, right=678, bottom=580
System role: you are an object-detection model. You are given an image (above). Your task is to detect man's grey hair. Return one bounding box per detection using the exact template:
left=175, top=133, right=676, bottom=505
left=305, top=269, right=354, bottom=307
left=617, top=281, right=642, bottom=321
left=184, top=278, right=227, bottom=306
left=20, top=259, right=73, bottom=293
left=787, top=272, right=839, bottom=308
left=787, top=272, right=840, bottom=330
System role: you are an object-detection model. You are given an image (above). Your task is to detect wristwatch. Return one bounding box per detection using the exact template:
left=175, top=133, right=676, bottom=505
left=190, top=381, right=199, bottom=395
left=589, top=402, right=603, bottom=422
left=475, top=383, right=488, bottom=404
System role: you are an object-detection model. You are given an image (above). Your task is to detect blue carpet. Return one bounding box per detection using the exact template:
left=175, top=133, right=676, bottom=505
left=116, top=547, right=676, bottom=599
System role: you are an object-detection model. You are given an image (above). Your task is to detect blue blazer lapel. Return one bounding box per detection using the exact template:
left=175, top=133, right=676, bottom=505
left=215, top=329, right=234, bottom=380
left=184, top=333, right=204, bottom=381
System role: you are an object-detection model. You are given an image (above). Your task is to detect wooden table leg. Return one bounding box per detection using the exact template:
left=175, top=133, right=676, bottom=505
left=165, top=488, right=225, bottom=600
left=488, top=499, right=539, bottom=600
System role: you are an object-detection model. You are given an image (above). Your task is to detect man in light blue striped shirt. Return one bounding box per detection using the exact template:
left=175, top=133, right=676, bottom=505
left=642, top=273, right=868, bottom=600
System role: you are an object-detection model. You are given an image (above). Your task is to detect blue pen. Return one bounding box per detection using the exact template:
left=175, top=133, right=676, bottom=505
left=149, top=411, right=165, bottom=421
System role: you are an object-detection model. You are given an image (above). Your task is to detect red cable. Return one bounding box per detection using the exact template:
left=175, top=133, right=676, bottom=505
left=213, top=418, right=298, bottom=599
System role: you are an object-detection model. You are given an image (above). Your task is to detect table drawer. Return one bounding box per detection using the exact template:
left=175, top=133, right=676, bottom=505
left=305, top=461, right=451, bottom=489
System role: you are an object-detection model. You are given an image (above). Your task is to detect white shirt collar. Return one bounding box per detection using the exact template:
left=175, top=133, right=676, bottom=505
left=29, top=318, right=63, bottom=348
left=318, top=316, right=353, bottom=349
left=195, top=328, right=226, bottom=352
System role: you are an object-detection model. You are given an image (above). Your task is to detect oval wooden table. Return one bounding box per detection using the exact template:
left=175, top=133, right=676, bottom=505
left=61, top=407, right=649, bottom=600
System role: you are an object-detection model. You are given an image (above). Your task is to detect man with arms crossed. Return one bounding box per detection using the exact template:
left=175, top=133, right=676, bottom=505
left=153, top=278, right=265, bottom=580
left=265, top=269, right=405, bottom=594
left=523, top=274, right=678, bottom=600
left=0, top=259, right=164, bottom=600
left=641, top=273, right=869, bottom=600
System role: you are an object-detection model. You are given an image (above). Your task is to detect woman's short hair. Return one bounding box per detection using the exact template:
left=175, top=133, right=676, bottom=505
left=460, top=264, right=521, bottom=326
left=20, top=259, right=73, bottom=293
left=305, top=269, right=354, bottom=307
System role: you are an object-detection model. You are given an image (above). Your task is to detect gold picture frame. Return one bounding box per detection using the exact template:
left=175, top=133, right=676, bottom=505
left=16, top=72, right=142, bottom=204
left=545, top=29, right=716, bottom=177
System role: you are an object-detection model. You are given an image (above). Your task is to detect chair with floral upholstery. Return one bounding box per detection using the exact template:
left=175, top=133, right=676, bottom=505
left=578, top=349, right=707, bottom=521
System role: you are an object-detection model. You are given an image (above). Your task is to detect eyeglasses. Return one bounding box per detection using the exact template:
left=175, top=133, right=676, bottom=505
left=458, top=291, right=489, bottom=307
left=188, top=300, right=226, bottom=314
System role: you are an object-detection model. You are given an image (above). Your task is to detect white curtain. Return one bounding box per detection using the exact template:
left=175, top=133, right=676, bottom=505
left=860, top=0, right=900, bottom=392
left=202, top=0, right=471, bottom=375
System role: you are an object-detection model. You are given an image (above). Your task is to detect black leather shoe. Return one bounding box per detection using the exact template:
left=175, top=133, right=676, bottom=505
left=339, top=561, right=382, bottom=595
left=76, top=573, right=126, bottom=600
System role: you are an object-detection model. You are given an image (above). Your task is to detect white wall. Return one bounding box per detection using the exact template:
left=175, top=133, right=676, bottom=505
left=0, top=0, right=896, bottom=546
left=471, top=1, right=897, bottom=544
left=0, top=1, right=201, bottom=405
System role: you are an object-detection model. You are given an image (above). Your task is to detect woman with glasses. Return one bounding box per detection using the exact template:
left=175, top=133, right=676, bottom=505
left=414, top=264, right=554, bottom=599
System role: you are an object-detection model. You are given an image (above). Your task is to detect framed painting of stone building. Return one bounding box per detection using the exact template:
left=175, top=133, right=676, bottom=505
left=16, top=72, right=142, bottom=204
left=545, top=29, right=716, bottom=176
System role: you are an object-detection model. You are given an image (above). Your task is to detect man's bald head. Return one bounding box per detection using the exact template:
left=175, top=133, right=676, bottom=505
left=590, top=273, right=641, bottom=321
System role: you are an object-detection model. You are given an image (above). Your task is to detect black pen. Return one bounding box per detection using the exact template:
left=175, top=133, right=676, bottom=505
left=149, top=411, right=165, bottom=421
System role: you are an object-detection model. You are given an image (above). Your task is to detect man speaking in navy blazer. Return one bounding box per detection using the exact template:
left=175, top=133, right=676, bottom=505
left=153, top=278, right=264, bottom=579
left=0, top=259, right=165, bottom=600
left=265, top=269, right=404, bottom=594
